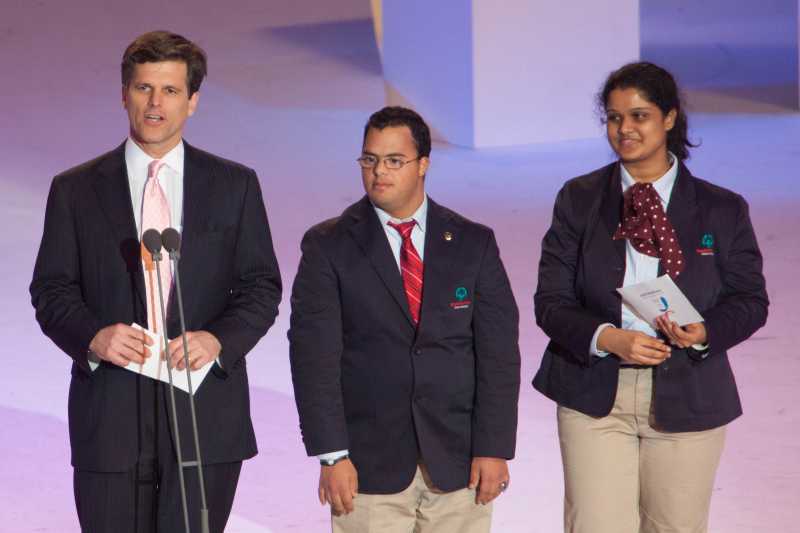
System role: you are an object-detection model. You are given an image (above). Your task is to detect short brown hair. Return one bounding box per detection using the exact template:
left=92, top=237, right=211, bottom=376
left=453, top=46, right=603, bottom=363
left=121, top=31, right=207, bottom=96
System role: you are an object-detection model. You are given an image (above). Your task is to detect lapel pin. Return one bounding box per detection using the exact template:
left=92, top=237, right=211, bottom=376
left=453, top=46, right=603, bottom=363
left=443, top=231, right=453, bottom=241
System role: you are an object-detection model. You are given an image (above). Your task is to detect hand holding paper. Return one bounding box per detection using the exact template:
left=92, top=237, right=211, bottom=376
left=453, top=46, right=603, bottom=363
left=656, top=316, right=707, bottom=348
left=597, top=327, right=671, bottom=365
left=131, top=323, right=213, bottom=395
left=167, top=330, right=222, bottom=371
left=617, top=275, right=704, bottom=328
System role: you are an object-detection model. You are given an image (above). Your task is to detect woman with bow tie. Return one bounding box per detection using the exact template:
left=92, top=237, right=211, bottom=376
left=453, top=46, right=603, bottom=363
left=532, top=62, right=768, bottom=533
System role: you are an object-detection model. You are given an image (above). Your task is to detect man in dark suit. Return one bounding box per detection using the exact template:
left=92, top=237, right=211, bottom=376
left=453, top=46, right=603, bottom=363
left=288, top=106, right=520, bottom=533
left=30, top=31, right=281, bottom=532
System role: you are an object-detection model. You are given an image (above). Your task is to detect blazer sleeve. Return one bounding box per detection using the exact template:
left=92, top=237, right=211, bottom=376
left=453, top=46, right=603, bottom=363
left=534, top=185, right=610, bottom=366
left=703, top=195, right=768, bottom=353
left=471, top=230, right=521, bottom=459
left=288, top=229, right=349, bottom=456
left=30, top=176, right=101, bottom=374
left=204, top=171, right=282, bottom=370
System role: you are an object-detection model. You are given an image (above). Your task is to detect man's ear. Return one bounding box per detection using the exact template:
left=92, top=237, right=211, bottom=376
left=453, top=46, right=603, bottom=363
left=187, top=91, right=200, bottom=117
left=418, top=156, right=430, bottom=177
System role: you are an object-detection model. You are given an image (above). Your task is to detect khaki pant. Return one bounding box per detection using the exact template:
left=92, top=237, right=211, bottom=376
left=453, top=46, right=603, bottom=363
left=332, top=464, right=492, bottom=533
left=557, top=368, right=726, bottom=533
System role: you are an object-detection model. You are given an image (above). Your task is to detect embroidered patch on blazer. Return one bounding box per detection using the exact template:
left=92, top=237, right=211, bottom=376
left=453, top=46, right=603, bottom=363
left=696, top=233, right=715, bottom=255
left=449, top=286, right=472, bottom=310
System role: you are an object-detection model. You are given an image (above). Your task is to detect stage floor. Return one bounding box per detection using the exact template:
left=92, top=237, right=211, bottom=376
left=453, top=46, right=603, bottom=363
left=1, top=1, right=797, bottom=531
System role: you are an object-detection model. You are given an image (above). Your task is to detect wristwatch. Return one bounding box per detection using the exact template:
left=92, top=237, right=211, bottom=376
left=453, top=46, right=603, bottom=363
left=320, top=454, right=349, bottom=467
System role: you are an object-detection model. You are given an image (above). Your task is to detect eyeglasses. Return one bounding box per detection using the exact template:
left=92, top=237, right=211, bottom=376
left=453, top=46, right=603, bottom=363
left=356, top=154, right=422, bottom=170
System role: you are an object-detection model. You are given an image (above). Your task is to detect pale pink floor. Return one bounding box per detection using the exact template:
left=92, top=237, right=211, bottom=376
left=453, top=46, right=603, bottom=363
left=0, top=1, right=798, bottom=531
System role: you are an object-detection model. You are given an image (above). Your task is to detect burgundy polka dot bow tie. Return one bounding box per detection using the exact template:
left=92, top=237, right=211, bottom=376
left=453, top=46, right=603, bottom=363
left=613, top=182, right=685, bottom=278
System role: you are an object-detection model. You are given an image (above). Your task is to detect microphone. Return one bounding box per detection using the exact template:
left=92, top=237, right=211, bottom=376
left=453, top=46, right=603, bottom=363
left=162, top=227, right=210, bottom=533
left=141, top=226, right=192, bottom=533
left=161, top=227, right=181, bottom=258
left=142, top=228, right=164, bottom=257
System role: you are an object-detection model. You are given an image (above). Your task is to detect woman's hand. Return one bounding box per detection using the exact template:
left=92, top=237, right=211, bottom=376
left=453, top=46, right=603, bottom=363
left=597, top=326, right=671, bottom=365
left=655, top=315, right=707, bottom=348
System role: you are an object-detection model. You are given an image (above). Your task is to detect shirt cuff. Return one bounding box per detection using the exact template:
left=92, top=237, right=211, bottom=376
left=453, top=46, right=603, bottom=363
left=317, top=450, right=349, bottom=462
left=691, top=343, right=710, bottom=359
left=87, top=350, right=101, bottom=372
left=590, top=323, right=615, bottom=358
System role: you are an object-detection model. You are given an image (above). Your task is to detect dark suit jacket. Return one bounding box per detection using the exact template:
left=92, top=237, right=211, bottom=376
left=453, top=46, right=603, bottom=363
left=30, top=141, right=282, bottom=471
left=288, top=196, right=520, bottom=494
left=533, top=161, right=768, bottom=432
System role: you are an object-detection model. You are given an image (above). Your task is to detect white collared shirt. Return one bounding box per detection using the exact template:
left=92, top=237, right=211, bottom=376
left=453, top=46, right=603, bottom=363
left=372, top=195, right=428, bottom=269
left=590, top=154, right=679, bottom=356
left=125, top=138, right=184, bottom=236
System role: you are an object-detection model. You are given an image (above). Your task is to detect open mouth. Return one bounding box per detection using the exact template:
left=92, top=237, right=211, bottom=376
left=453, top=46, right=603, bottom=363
left=144, top=113, right=164, bottom=123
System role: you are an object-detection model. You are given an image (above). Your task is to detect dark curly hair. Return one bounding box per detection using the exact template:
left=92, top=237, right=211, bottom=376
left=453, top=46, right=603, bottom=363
left=363, top=106, right=432, bottom=158
left=598, top=61, right=696, bottom=160
left=121, top=31, right=207, bottom=97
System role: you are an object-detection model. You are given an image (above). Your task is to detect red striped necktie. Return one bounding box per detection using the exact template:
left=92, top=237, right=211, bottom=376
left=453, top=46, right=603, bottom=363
left=388, top=220, right=423, bottom=325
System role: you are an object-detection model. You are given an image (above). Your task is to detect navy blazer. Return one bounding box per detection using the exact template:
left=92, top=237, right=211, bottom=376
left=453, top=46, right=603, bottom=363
left=30, top=142, right=282, bottom=471
left=289, top=196, right=520, bottom=494
left=533, top=162, right=768, bottom=432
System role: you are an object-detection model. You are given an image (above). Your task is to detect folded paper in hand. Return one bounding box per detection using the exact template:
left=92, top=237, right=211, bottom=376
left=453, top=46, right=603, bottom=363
left=617, top=275, right=704, bottom=328
left=127, top=323, right=212, bottom=395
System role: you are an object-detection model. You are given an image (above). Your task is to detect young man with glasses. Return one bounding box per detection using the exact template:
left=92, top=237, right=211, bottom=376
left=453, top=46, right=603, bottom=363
left=289, top=106, right=521, bottom=533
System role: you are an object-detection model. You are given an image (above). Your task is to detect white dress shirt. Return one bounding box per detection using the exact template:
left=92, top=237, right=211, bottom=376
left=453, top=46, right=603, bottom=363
left=318, top=196, right=428, bottom=463
left=125, top=138, right=184, bottom=236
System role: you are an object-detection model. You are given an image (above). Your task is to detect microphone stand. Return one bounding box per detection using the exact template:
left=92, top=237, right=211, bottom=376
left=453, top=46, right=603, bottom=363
left=164, top=229, right=210, bottom=533
left=149, top=241, right=192, bottom=533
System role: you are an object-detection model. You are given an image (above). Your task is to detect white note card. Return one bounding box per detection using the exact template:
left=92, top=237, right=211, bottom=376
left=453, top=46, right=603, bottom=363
left=616, top=275, right=704, bottom=328
left=129, top=323, right=212, bottom=395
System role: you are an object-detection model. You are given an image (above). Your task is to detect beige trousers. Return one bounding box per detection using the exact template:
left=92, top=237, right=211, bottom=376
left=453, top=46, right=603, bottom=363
left=332, top=464, right=492, bottom=533
left=557, top=368, right=726, bottom=533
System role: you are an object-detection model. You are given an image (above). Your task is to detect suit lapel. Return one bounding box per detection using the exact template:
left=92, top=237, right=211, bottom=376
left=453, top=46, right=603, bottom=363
left=416, top=198, right=460, bottom=340
left=92, top=142, right=146, bottom=310
left=663, top=163, right=699, bottom=292
left=347, top=197, right=415, bottom=328
left=598, top=163, right=626, bottom=264
left=169, top=142, right=213, bottom=321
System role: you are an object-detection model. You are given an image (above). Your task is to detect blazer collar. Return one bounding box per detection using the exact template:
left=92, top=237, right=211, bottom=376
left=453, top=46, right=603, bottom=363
left=92, top=142, right=146, bottom=311
left=416, top=197, right=460, bottom=339
left=661, top=161, right=699, bottom=278
left=347, top=196, right=416, bottom=328
left=345, top=196, right=460, bottom=332
left=180, top=141, right=213, bottom=240
left=599, top=162, right=626, bottom=262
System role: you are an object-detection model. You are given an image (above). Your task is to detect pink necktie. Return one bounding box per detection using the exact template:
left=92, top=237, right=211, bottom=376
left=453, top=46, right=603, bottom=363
left=141, top=159, right=172, bottom=332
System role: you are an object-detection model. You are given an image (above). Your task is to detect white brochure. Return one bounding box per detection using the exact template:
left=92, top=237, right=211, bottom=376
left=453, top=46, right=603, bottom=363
left=129, top=323, right=213, bottom=395
left=616, top=275, right=705, bottom=327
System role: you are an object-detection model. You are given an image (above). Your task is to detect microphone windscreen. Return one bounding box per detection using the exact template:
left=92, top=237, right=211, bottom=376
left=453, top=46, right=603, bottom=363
left=142, top=228, right=163, bottom=254
left=161, top=227, right=181, bottom=253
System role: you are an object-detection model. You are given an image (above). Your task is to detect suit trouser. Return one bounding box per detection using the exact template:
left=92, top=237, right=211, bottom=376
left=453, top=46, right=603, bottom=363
left=332, top=464, right=492, bottom=533
left=73, top=378, right=241, bottom=533
left=557, top=367, right=726, bottom=533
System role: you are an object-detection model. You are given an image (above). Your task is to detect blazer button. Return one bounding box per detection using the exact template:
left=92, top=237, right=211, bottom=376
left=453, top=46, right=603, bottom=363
left=414, top=348, right=422, bottom=356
